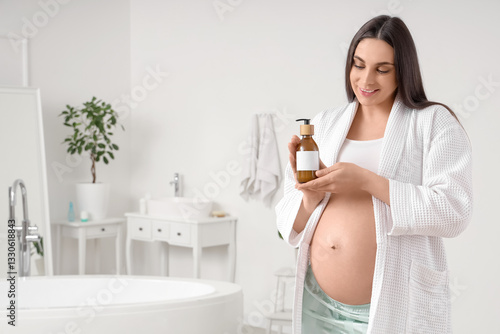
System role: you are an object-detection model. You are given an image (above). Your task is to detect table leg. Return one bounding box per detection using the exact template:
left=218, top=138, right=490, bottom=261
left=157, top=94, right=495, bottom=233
left=160, top=242, right=165, bottom=276
left=126, top=236, right=132, bottom=275
left=164, top=243, right=169, bottom=276
left=78, top=229, right=86, bottom=275
left=56, top=225, right=61, bottom=275
left=116, top=225, right=121, bottom=275
left=94, top=239, right=101, bottom=274
left=193, top=245, right=201, bottom=279
left=228, top=220, right=236, bottom=282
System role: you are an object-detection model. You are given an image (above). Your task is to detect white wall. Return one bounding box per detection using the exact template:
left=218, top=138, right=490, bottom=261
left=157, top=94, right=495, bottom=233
left=0, top=0, right=131, bottom=274
left=1, top=0, right=499, bottom=332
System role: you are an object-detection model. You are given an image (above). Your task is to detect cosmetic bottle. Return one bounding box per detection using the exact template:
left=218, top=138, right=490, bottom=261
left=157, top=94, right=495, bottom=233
left=80, top=211, right=89, bottom=222
left=296, top=118, right=319, bottom=183
left=68, top=201, right=75, bottom=222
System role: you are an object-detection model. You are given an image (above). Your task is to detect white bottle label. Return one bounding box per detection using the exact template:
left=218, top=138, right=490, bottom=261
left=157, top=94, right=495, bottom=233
left=296, top=151, right=319, bottom=171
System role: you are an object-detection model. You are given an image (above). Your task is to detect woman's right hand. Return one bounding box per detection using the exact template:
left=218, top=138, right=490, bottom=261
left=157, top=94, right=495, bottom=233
left=288, top=135, right=326, bottom=212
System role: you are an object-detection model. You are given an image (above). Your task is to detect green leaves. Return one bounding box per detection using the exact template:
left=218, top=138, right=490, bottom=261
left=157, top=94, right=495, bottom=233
left=32, top=237, right=44, bottom=257
left=59, top=97, right=125, bottom=183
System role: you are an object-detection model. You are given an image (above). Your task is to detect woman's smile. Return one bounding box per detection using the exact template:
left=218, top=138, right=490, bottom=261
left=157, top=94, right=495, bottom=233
left=359, top=87, right=379, bottom=97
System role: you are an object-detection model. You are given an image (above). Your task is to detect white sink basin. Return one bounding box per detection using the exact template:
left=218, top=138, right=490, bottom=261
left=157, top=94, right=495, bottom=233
left=147, top=197, right=213, bottom=220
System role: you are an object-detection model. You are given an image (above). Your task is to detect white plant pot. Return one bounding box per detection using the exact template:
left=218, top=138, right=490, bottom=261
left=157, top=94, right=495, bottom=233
left=76, top=183, right=110, bottom=221
left=34, top=257, right=45, bottom=276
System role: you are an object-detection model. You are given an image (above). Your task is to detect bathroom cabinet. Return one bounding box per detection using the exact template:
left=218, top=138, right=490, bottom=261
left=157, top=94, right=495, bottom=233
left=54, top=218, right=125, bottom=275
left=125, top=213, right=237, bottom=282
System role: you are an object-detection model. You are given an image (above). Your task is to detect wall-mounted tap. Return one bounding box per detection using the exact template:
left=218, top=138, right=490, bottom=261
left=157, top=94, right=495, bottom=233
left=169, top=173, right=181, bottom=197
left=9, top=179, right=41, bottom=277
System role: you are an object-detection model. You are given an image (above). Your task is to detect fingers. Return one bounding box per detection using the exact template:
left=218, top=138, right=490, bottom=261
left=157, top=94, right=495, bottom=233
left=316, top=162, right=343, bottom=177
left=319, top=159, right=326, bottom=170
left=316, top=165, right=333, bottom=177
left=287, top=142, right=296, bottom=156
left=288, top=135, right=301, bottom=177
left=297, top=175, right=331, bottom=192
left=288, top=135, right=300, bottom=154
left=289, top=152, right=297, bottom=175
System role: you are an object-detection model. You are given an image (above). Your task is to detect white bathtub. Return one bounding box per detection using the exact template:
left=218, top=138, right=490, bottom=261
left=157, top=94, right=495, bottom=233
left=0, top=275, right=242, bottom=334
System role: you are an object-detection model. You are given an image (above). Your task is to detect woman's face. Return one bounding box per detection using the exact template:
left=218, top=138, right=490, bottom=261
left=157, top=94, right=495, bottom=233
left=350, top=38, right=398, bottom=109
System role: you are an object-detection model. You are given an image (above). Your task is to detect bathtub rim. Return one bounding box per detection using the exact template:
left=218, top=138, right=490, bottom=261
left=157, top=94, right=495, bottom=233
left=0, top=274, right=242, bottom=317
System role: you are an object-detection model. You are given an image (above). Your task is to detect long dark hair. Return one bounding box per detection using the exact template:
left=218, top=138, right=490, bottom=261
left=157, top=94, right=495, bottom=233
left=345, top=15, right=460, bottom=122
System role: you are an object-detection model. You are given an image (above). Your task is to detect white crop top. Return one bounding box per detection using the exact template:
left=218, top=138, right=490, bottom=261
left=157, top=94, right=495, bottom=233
left=337, top=137, right=384, bottom=174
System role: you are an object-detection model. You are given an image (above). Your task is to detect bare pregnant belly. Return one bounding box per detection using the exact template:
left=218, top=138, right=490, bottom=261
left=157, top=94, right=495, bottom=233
left=309, top=190, right=377, bottom=305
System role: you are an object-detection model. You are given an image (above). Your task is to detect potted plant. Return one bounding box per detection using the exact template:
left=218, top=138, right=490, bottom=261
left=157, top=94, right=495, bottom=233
left=59, top=97, right=124, bottom=220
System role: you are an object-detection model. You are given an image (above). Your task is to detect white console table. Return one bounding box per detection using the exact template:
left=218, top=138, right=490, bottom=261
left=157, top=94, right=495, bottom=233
left=125, top=213, right=237, bottom=282
left=54, top=218, right=125, bottom=275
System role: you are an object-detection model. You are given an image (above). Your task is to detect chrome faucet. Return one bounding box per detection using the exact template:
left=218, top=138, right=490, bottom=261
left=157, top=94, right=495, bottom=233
left=169, top=173, right=180, bottom=197
left=9, top=179, right=41, bottom=277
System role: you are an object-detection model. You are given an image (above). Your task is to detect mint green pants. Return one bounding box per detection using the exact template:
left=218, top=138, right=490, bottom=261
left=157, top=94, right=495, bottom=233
left=302, top=264, right=370, bottom=334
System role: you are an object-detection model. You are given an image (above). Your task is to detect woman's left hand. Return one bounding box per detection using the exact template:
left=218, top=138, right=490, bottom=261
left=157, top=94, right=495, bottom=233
left=296, top=162, right=369, bottom=194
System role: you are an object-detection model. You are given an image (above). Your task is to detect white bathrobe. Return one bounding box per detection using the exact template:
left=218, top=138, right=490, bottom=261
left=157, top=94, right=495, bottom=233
left=275, top=95, right=473, bottom=334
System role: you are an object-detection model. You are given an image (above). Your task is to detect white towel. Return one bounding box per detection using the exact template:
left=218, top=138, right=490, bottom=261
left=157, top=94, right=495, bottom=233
left=255, top=114, right=282, bottom=206
left=240, top=114, right=282, bottom=206
left=239, top=114, right=259, bottom=200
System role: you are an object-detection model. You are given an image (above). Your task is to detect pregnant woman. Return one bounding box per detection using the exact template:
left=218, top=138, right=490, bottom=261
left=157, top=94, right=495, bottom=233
left=276, top=15, right=473, bottom=334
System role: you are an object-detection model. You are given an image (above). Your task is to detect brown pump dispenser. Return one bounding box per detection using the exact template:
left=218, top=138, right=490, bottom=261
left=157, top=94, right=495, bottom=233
left=296, top=119, right=319, bottom=183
